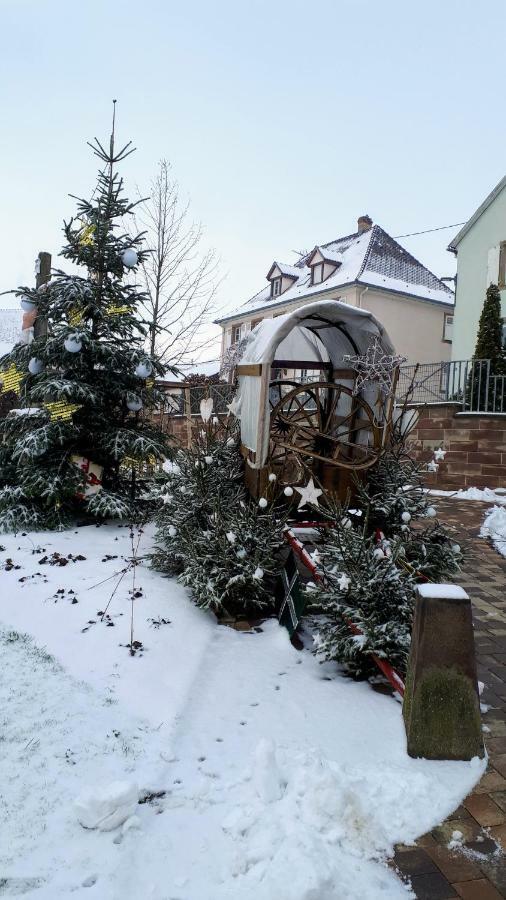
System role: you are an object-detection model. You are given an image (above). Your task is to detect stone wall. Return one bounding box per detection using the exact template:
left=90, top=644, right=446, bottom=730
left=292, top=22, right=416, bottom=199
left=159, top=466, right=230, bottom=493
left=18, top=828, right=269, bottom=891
left=409, top=403, right=506, bottom=490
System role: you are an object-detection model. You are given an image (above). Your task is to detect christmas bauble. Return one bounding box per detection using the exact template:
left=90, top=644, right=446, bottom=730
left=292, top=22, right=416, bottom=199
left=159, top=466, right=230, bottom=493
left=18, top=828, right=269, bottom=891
left=122, top=248, right=138, bottom=268
left=126, top=394, right=143, bottom=412
left=134, top=360, right=153, bottom=379
left=20, top=296, right=37, bottom=312
left=28, top=357, right=44, bottom=375
left=64, top=335, right=82, bottom=353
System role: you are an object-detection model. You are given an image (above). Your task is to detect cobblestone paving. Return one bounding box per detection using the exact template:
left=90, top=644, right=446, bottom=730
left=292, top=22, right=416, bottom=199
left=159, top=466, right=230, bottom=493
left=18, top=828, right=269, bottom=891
left=393, top=498, right=506, bottom=899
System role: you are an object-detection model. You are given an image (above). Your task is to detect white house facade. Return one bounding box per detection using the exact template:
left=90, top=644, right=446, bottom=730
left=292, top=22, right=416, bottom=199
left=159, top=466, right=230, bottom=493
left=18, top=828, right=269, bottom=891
left=448, top=177, right=506, bottom=362
left=216, top=216, right=454, bottom=368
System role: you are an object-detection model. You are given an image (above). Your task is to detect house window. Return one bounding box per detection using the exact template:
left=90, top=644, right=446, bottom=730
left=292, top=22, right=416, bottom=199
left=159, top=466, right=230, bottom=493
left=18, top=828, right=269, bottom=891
left=232, top=324, right=242, bottom=344
left=271, top=278, right=281, bottom=297
left=311, top=262, right=324, bottom=285
left=443, top=313, right=453, bottom=342
left=499, top=243, right=506, bottom=288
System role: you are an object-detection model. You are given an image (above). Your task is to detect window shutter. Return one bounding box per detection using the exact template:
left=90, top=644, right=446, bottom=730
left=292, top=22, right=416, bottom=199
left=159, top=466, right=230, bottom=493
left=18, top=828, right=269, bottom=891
left=487, top=245, right=500, bottom=286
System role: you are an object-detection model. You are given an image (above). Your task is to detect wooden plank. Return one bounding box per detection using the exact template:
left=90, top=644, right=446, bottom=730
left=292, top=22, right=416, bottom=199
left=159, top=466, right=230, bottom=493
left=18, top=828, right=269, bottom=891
left=333, top=368, right=356, bottom=380
left=237, top=363, right=263, bottom=376
left=271, top=360, right=331, bottom=370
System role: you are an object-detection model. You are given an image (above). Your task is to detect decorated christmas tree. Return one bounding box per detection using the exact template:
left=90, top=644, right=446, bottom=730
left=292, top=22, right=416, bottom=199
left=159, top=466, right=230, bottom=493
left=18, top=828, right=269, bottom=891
left=0, top=105, right=173, bottom=532
left=153, top=407, right=286, bottom=617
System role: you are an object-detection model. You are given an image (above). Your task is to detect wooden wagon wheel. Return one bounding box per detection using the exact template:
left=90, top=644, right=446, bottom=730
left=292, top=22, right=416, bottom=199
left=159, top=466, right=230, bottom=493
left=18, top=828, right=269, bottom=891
left=268, top=380, right=382, bottom=484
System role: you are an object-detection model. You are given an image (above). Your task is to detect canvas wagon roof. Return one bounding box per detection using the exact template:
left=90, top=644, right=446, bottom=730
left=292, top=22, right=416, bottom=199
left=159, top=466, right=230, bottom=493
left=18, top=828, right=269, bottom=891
left=239, top=298, right=395, bottom=368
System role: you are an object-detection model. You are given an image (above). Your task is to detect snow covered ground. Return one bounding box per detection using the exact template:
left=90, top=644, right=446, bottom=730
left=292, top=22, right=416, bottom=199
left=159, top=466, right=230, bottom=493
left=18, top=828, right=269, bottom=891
left=0, top=524, right=486, bottom=900
left=481, top=504, right=506, bottom=558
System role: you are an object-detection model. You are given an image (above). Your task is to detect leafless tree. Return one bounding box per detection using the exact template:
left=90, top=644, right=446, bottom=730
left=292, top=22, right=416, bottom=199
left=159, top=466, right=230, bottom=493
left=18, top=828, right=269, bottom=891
left=134, top=160, right=222, bottom=367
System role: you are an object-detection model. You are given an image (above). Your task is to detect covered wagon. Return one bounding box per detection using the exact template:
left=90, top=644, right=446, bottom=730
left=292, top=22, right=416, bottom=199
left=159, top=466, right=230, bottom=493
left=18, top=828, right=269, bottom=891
left=232, top=299, right=399, bottom=500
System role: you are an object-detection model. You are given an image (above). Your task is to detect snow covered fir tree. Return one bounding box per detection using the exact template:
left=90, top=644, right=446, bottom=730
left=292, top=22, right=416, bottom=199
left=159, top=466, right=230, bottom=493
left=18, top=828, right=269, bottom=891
left=0, top=108, right=173, bottom=531
left=312, top=424, right=463, bottom=679
left=153, top=409, right=287, bottom=617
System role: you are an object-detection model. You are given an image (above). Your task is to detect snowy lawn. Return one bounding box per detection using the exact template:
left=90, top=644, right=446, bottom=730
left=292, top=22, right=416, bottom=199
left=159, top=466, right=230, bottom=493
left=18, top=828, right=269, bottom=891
left=0, top=524, right=486, bottom=900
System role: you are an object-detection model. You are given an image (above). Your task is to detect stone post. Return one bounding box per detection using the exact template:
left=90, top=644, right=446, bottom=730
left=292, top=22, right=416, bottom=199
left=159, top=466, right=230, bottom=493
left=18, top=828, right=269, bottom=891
left=403, top=583, right=484, bottom=761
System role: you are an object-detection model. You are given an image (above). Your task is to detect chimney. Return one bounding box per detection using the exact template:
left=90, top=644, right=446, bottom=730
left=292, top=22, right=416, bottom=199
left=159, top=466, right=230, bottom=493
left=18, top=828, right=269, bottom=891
left=357, top=215, right=373, bottom=234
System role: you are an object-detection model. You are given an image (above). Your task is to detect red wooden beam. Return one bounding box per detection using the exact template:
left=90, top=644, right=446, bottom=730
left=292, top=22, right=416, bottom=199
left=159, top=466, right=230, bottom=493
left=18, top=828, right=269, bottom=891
left=285, top=528, right=405, bottom=697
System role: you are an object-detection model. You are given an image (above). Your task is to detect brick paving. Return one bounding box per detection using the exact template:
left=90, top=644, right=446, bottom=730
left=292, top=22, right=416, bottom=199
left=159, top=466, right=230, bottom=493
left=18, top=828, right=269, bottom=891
left=393, top=498, right=506, bottom=898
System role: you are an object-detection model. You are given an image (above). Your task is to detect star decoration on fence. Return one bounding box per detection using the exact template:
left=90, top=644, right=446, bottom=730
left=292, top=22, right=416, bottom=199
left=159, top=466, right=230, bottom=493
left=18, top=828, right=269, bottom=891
left=294, top=477, right=322, bottom=510
left=0, top=364, right=24, bottom=395
left=344, top=336, right=406, bottom=396
left=44, top=400, right=82, bottom=422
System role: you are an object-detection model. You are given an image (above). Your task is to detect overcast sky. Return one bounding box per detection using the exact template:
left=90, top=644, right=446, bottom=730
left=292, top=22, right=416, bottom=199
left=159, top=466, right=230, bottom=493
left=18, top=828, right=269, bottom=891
left=1, top=0, right=505, bottom=355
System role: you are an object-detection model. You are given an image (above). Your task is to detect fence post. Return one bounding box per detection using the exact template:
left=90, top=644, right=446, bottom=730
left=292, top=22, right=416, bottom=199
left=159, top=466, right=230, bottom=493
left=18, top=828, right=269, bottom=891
left=184, top=386, right=192, bottom=448
left=403, top=583, right=483, bottom=760
left=34, top=251, right=51, bottom=340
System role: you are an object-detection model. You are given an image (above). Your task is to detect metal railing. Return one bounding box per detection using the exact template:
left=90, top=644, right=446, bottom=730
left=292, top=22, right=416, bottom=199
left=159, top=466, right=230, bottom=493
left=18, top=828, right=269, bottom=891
left=396, top=359, right=505, bottom=413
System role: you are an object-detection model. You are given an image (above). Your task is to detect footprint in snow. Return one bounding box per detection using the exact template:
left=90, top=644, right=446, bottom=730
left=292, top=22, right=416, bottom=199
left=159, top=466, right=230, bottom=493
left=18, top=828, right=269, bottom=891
left=250, top=702, right=259, bottom=707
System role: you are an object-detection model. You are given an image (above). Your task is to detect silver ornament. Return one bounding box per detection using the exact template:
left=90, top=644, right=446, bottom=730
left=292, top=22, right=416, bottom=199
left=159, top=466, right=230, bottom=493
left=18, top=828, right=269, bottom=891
left=28, top=357, right=44, bottom=375
left=64, top=335, right=82, bottom=353
left=122, top=248, right=138, bottom=268
left=20, top=296, right=37, bottom=312
left=127, top=394, right=143, bottom=412
left=134, top=361, right=153, bottom=379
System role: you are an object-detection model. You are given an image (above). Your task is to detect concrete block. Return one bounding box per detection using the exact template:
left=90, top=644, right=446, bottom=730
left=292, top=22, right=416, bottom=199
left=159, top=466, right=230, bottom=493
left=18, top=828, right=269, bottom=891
left=403, top=584, right=484, bottom=761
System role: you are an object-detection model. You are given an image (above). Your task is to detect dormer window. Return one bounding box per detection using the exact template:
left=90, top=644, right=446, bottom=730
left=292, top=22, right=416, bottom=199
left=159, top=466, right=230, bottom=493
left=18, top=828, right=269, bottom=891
left=271, top=277, right=282, bottom=297
left=306, top=246, right=341, bottom=286
left=266, top=261, right=299, bottom=299
left=311, top=262, right=324, bottom=285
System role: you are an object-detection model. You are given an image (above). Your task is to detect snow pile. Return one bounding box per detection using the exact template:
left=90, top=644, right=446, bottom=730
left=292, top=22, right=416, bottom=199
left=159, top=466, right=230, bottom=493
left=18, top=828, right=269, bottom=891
left=430, top=487, right=506, bottom=504
left=481, top=504, right=506, bottom=557
left=222, top=745, right=412, bottom=899
left=75, top=781, right=138, bottom=831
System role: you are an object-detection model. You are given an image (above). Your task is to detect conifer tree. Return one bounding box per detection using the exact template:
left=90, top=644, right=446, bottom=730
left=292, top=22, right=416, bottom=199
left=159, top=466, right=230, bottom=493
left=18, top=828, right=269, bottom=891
left=313, top=431, right=462, bottom=678
left=467, top=283, right=506, bottom=410
left=153, top=415, right=286, bottom=616
left=474, top=283, right=506, bottom=374
left=0, top=106, right=173, bottom=532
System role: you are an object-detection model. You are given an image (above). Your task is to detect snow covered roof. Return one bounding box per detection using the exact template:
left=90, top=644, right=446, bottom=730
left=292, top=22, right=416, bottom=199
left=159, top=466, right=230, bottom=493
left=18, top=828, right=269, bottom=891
left=168, top=358, right=221, bottom=382
left=0, top=308, right=22, bottom=357
left=448, top=174, right=506, bottom=251
left=306, top=245, right=343, bottom=266
left=266, top=261, right=300, bottom=280
left=217, top=224, right=454, bottom=324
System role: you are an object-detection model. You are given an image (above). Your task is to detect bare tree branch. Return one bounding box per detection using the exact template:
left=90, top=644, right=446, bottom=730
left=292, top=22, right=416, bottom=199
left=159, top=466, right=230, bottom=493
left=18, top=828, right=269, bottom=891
left=132, top=160, right=223, bottom=368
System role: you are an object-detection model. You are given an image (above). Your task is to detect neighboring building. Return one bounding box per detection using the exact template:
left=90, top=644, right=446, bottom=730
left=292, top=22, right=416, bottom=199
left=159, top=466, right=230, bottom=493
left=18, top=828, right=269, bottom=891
left=216, top=216, right=454, bottom=367
left=0, top=308, right=22, bottom=357
left=448, top=176, right=506, bottom=361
